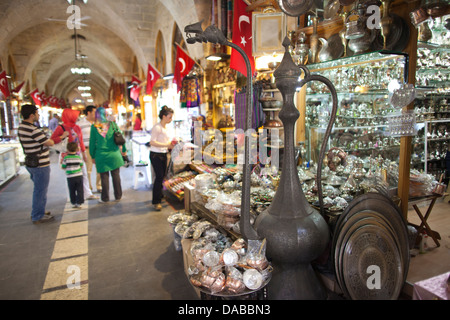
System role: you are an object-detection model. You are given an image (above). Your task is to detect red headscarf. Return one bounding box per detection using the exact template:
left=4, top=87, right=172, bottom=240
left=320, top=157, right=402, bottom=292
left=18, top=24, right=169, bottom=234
left=61, top=109, right=80, bottom=128
left=50, top=108, right=85, bottom=152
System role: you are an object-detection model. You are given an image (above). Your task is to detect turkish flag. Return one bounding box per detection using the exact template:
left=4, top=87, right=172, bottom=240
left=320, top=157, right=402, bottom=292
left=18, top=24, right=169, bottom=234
left=146, top=64, right=161, bottom=95
left=40, top=91, right=48, bottom=106
left=0, top=71, right=10, bottom=98
left=173, top=45, right=195, bottom=92
left=230, top=0, right=255, bottom=76
left=30, top=89, right=41, bottom=106
left=130, top=75, right=142, bottom=101
left=11, top=81, right=25, bottom=94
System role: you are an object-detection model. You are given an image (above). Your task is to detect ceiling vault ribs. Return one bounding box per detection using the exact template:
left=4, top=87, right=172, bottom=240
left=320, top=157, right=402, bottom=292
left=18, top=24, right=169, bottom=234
left=0, top=0, right=203, bottom=105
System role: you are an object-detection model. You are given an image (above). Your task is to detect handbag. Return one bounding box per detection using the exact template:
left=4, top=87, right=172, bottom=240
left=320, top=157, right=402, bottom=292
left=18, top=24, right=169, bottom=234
left=25, top=153, right=40, bottom=168
left=112, top=122, right=126, bottom=146
left=24, top=145, right=43, bottom=168
left=53, top=125, right=69, bottom=153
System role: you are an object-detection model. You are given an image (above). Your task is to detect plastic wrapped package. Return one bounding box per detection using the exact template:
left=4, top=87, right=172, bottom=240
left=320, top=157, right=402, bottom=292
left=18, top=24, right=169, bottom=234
left=194, top=173, right=218, bottom=190
left=225, top=267, right=246, bottom=294
left=230, top=238, right=247, bottom=256
left=183, top=220, right=214, bottom=239
left=217, top=213, right=240, bottom=230
left=409, top=170, right=435, bottom=197
left=243, top=269, right=264, bottom=290
left=167, top=211, right=199, bottom=225
left=203, top=250, right=221, bottom=267
left=220, top=248, right=240, bottom=266
left=198, top=188, right=220, bottom=205
left=200, top=266, right=225, bottom=292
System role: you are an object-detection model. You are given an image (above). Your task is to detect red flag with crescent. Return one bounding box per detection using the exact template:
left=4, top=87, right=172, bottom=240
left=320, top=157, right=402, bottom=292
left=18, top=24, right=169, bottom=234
left=173, top=45, right=195, bottom=92
left=130, top=75, right=142, bottom=101
left=11, top=81, right=25, bottom=94
left=0, top=71, right=10, bottom=98
left=30, top=89, right=41, bottom=106
left=230, top=0, right=255, bottom=76
left=146, top=64, right=161, bottom=95
left=40, top=91, right=48, bottom=106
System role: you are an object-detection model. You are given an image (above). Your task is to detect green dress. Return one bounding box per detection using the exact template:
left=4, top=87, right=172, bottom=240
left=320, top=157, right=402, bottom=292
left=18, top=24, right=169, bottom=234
left=89, top=122, right=126, bottom=173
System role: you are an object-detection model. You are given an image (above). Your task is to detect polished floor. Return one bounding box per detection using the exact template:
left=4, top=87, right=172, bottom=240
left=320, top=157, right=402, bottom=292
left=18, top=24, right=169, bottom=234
left=0, top=150, right=448, bottom=300
left=0, top=151, right=198, bottom=300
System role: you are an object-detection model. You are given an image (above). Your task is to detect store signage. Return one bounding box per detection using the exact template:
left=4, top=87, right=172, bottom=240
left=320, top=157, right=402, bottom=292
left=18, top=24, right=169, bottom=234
left=366, top=5, right=381, bottom=30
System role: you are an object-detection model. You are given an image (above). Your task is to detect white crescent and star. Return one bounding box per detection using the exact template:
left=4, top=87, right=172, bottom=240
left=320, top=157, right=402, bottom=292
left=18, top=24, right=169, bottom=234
left=238, top=15, right=251, bottom=47
left=238, top=15, right=250, bottom=32
left=149, top=71, right=154, bottom=81
left=0, top=78, right=6, bottom=88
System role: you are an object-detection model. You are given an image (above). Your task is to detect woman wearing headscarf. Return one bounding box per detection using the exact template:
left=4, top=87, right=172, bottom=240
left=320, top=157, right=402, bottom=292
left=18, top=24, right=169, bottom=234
left=51, top=108, right=96, bottom=200
left=89, top=107, right=127, bottom=203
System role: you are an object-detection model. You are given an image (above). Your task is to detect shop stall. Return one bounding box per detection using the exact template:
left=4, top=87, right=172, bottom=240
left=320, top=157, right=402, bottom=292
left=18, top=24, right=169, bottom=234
left=163, top=0, right=450, bottom=300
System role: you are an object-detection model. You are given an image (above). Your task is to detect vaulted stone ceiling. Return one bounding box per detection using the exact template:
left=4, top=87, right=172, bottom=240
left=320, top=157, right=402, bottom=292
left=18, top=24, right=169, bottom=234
left=0, top=0, right=210, bottom=105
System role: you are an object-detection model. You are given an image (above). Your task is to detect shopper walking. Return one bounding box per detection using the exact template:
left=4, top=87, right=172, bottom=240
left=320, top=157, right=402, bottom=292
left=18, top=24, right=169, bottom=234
left=133, top=113, right=142, bottom=131
left=18, top=104, right=68, bottom=224
left=51, top=108, right=97, bottom=201
left=89, top=107, right=127, bottom=202
left=61, top=142, right=84, bottom=209
left=149, top=106, right=177, bottom=211
left=77, top=105, right=101, bottom=193
left=48, top=113, right=60, bottom=133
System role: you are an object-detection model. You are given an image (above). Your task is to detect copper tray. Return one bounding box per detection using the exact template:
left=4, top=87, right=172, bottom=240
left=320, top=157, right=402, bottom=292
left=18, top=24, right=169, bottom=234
left=342, top=224, right=403, bottom=300
left=334, top=212, right=402, bottom=296
left=331, top=192, right=410, bottom=294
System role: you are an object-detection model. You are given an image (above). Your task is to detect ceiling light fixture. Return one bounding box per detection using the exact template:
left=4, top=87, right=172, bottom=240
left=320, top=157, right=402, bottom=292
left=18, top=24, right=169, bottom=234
left=70, top=11, right=91, bottom=75
left=71, top=60, right=91, bottom=75
left=163, top=73, right=174, bottom=80
left=77, top=85, right=91, bottom=91
left=206, top=53, right=230, bottom=61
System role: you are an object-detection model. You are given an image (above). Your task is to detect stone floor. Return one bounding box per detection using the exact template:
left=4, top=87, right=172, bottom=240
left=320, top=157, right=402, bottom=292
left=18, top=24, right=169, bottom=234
left=0, top=151, right=198, bottom=300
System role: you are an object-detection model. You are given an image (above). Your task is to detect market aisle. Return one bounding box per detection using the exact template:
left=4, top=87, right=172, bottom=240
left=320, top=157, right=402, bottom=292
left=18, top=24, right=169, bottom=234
left=0, top=152, right=198, bottom=300
left=40, top=202, right=89, bottom=300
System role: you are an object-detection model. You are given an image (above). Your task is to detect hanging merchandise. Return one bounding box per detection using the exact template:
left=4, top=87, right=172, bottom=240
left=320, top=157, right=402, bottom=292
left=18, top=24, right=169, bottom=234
left=180, top=76, right=201, bottom=109
left=234, top=82, right=265, bottom=130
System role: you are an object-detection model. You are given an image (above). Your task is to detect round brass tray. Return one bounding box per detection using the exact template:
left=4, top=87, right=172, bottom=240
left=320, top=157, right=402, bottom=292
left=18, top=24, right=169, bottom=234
left=342, top=224, right=403, bottom=300
left=331, top=192, right=410, bottom=300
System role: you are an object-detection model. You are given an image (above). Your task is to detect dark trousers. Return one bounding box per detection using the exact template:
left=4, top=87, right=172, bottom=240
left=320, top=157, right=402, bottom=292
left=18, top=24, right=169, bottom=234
left=150, top=151, right=167, bottom=205
left=67, top=175, right=84, bottom=205
left=100, top=167, right=122, bottom=202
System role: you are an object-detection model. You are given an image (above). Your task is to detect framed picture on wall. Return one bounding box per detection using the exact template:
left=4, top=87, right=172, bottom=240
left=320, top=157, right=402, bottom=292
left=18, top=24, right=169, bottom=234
left=252, top=12, right=286, bottom=56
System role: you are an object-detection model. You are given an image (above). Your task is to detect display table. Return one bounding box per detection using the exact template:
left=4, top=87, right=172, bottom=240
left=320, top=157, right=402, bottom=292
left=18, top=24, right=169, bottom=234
left=408, top=194, right=447, bottom=247
left=0, top=147, right=19, bottom=187
left=413, top=272, right=450, bottom=300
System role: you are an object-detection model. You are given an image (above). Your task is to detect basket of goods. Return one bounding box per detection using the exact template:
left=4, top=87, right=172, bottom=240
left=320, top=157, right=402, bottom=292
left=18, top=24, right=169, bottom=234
left=188, top=236, right=272, bottom=296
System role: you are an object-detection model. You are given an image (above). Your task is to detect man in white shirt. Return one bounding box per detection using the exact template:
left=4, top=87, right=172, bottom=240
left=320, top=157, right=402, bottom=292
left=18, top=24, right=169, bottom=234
left=77, top=105, right=101, bottom=193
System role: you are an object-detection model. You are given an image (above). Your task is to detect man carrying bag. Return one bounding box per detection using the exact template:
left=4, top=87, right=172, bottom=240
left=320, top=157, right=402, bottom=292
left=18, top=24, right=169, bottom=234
left=18, top=104, right=68, bottom=224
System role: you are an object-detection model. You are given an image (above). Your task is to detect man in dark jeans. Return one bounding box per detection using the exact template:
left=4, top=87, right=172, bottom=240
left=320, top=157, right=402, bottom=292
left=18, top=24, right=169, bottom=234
left=18, top=104, right=68, bottom=224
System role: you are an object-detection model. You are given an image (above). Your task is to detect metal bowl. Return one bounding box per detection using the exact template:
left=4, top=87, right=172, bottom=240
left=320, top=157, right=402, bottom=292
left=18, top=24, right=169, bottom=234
left=278, top=0, right=313, bottom=17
